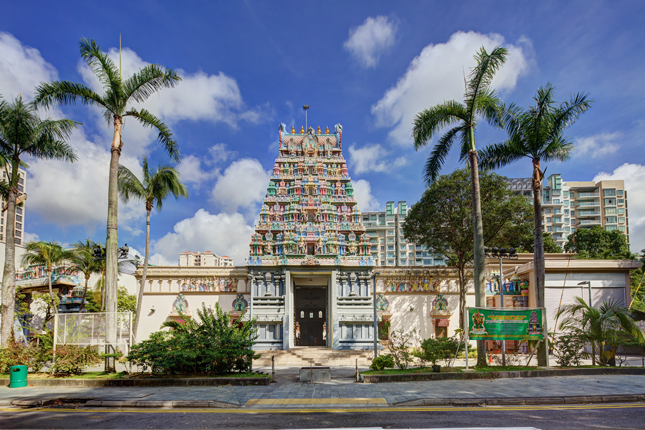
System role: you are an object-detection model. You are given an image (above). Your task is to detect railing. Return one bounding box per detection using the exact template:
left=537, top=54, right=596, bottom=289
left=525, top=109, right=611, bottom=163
left=579, top=220, right=601, bottom=224
left=578, top=202, right=600, bottom=206
left=577, top=192, right=600, bottom=197
left=577, top=211, right=600, bottom=216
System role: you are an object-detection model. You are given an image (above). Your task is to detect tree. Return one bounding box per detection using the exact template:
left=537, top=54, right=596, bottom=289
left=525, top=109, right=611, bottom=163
left=412, top=46, right=508, bottom=366
left=403, top=169, right=534, bottom=331
left=34, top=39, right=181, bottom=368
left=564, top=225, right=632, bottom=259
left=67, top=239, right=102, bottom=313
left=0, top=96, right=78, bottom=346
left=20, top=241, right=74, bottom=316
left=516, top=232, right=563, bottom=254
left=478, top=84, right=592, bottom=365
left=556, top=296, right=644, bottom=365
left=117, top=158, right=188, bottom=338
left=629, top=250, right=645, bottom=312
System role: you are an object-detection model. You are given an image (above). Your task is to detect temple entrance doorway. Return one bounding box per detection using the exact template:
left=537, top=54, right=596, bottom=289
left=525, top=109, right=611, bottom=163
left=294, top=282, right=328, bottom=347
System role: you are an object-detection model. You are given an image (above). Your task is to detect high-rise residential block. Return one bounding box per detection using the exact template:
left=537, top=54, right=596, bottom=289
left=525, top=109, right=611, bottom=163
left=0, top=167, right=27, bottom=245
left=362, top=201, right=446, bottom=267
left=509, top=174, right=628, bottom=247
left=179, top=251, right=234, bottom=267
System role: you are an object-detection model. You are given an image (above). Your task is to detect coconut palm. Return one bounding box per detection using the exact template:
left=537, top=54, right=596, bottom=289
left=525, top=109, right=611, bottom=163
left=21, top=241, right=75, bottom=316
left=556, top=297, right=644, bottom=366
left=478, top=84, right=592, bottom=364
left=118, top=158, right=188, bottom=338
left=67, top=239, right=103, bottom=313
left=0, top=96, right=78, bottom=346
left=34, top=39, right=181, bottom=362
left=412, top=46, right=507, bottom=366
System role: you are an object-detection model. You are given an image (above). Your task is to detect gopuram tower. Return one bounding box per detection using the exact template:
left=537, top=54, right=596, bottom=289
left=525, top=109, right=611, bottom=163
left=246, top=123, right=377, bottom=351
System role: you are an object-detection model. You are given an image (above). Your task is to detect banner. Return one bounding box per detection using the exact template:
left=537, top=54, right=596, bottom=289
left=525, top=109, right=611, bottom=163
left=467, top=308, right=544, bottom=341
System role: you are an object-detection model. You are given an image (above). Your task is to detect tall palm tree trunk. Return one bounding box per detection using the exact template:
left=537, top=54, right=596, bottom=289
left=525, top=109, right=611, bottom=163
left=79, top=275, right=89, bottom=313
left=105, top=116, right=122, bottom=372
left=458, top=263, right=466, bottom=331
left=468, top=147, right=487, bottom=367
left=47, top=267, right=57, bottom=315
left=0, top=169, right=19, bottom=346
left=531, top=157, right=547, bottom=366
left=133, top=207, right=151, bottom=340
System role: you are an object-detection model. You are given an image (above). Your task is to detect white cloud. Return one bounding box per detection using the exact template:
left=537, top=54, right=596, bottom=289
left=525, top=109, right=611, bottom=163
left=348, top=143, right=407, bottom=174
left=372, top=31, right=531, bottom=145
left=344, top=16, right=398, bottom=68
left=23, top=232, right=40, bottom=243
left=594, top=163, right=645, bottom=254
left=211, top=158, right=270, bottom=214
left=207, top=143, right=237, bottom=165
left=79, top=47, right=264, bottom=128
left=178, top=155, right=219, bottom=188
left=152, top=209, right=254, bottom=266
left=575, top=132, right=621, bottom=158
left=0, top=32, right=58, bottom=100
left=353, top=179, right=380, bottom=211
left=26, top=128, right=143, bottom=229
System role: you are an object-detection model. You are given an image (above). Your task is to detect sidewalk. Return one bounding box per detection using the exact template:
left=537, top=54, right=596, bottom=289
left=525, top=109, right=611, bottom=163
left=1, top=370, right=644, bottom=409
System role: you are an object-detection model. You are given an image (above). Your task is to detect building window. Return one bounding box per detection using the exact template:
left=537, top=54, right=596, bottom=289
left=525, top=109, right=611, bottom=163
left=617, top=190, right=624, bottom=196
left=571, top=210, right=575, bottom=217
left=618, top=217, right=625, bottom=223
left=16, top=208, right=23, bottom=215
left=619, top=226, right=626, bottom=232
left=387, top=245, right=394, bottom=251
left=604, top=189, right=616, bottom=197
left=604, top=199, right=616, bottom=206
left=422, top=259, right=432, bottom=265
left=571, top=228, right=575, bottom=234
left=606, top=217, right=617, bottom=223
left=546, top=217, right=551, bottom=223
left=606, top=225, right=617, bottom=232
left=618, top=208, right=625, bottom=215
left=15, top=223, right=21, bottom=230
left=546, top=208, right=552, bottom=214
left=319, top=311, right=323, bottom=318
left=618, top=199, right=624, bottom=204
left=547, top=226, right=552, bottom=232
left=605, top=208, right=617, bottom=215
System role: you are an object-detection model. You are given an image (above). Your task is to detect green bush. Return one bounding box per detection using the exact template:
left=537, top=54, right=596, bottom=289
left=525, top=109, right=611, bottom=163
left=388, top=329, right=418, bottom=369
left=369, top=354, right=395, bottom=370
left=553, top=329, right=588, bottom=367
left=51, top=345, right=102, bottom=375
left=414, top=337, right=460, bottom=366
left=127, top=303, right=260, bottom=374
left=0, top=334, right=54, bottom=373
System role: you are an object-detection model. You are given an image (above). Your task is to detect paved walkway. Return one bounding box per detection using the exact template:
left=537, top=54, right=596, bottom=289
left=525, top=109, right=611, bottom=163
left=2, top=373, right=645, bottom=408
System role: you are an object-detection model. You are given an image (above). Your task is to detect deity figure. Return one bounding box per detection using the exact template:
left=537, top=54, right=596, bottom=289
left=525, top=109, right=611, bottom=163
left=527, top=311, right=543, bottom=335
left=298, top=236, right=307, bottom=254
left=469, top=311, right=487, bottom=335
left=232, top=293, right=248, bottom=312
left=172, top=293, right=188, bottom=314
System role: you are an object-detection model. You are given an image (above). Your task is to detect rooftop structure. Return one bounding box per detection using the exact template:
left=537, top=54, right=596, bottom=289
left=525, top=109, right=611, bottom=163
left=179, top=251, right=234, bottom=267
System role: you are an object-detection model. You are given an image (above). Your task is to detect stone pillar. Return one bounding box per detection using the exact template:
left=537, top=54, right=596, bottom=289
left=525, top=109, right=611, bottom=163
left=331, top=270, right=340, bottom=350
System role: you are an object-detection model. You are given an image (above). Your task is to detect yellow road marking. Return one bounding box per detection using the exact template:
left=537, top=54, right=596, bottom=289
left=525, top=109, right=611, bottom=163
left=246, top=398, right=387, bottom=405
left=0, top=403, right=643, bottom=414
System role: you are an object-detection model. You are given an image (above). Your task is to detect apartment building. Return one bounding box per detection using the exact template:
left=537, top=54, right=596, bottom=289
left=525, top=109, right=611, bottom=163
left=1, top=168, right=27, bottom=245
left=508, top=174, right=628, bottom=247
left=179, top=251, right=234, bottom=267
left=362, top=201, right=446, bottom=267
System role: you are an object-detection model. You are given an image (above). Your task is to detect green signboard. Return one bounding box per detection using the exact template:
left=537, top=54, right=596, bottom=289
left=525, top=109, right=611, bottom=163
left=467, top=308, right=544, bottom=341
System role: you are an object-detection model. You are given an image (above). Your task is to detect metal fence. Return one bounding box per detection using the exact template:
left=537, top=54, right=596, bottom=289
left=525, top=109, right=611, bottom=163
left=53, top=312, right=133, bottom=356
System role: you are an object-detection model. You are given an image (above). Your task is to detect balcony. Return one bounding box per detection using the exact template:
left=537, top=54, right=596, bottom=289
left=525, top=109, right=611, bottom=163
left=552, top=218, right=564, bottom=225
left=578, top=219, right=601, bottom=227
left=578, top=201, right=600, bottom=207
left=577, top=192, right=600, bottom=198
left=577, top=211, right=601, bottom=217
left=542, top=200, right=563, bottom=206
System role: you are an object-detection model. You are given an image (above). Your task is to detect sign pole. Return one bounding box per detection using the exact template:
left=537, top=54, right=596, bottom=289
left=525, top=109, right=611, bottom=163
left=542, top=307, right=550, bottom=368
left=464, top=306, right=469, bottom=370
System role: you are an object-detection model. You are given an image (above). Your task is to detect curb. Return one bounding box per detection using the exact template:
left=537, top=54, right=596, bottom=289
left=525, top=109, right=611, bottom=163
left=0, top=376, right=270, bottom=388
left=0, top=398, right=240, bottom=408
left=362, top=367, right=645, bottom=383
left=394, top=393, right=645, bottom=407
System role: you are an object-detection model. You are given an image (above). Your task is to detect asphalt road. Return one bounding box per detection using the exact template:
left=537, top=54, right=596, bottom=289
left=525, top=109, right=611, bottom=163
left=1, top=403, right=644, bottom=429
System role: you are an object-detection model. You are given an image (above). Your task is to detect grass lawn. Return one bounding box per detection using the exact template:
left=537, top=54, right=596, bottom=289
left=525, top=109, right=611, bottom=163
left=0, top=371, right=266, bottom=379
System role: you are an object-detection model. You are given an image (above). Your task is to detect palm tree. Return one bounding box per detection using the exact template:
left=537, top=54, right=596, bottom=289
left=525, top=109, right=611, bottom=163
left=412, top=46, right=508, bottom=366
left=21, top=241, right=75, bottom=316
left=67, top=239, right=103, bottom=313
left=478, top=84, right=592, bottom=365
left=0, top=96, right=78, bottom=346
left=118, top=158, right=188, bottom=338
left=34, top=39, right=181, bottom=362
left=556, top=296, right=644, bottom=366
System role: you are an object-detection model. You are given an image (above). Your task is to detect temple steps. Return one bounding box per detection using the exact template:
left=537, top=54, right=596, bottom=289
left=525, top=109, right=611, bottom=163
left=253, top=347, right=375, bottom=366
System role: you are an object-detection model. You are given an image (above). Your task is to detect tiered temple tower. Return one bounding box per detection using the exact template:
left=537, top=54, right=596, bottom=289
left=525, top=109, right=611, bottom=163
left=248, top=123, right=372, bottom=266
left=245, top=123, right=377, bottom=351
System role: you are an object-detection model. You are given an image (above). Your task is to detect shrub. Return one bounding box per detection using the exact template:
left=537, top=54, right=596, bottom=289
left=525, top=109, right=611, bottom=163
left=369, top=354, right=394, bottom=370
left=0, top=336, right=54, bottom=373
left=377, top=319, right=390, bottom=340
left=51, top=345, right=102, bottom=375
left=553, top=329, right=588, bottom=367
left=414, top=337, right=460, bottom=367
left=127, top=303, right=260, bottom=374
left=388, top=328, right=418, bottom=369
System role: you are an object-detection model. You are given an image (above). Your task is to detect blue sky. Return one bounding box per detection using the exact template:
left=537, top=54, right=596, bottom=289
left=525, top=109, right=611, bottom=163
left=1, top=0, right=643, bottom=264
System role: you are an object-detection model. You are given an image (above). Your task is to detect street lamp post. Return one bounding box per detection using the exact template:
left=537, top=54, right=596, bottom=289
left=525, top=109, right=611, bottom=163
left=578, top=281, right=595, bottom=366
left=373, top=271, right=380, bottom=359
left=93, top=243, right=131, bottom=372
left=484, top=246, right=518, bottom=367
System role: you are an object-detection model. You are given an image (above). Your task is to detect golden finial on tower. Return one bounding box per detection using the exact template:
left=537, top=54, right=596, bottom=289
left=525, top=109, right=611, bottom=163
left=300, top=126, right=304, bottom=134
left=291, top=126, right=295, bottom=134
left=325, top=126, right=329, bottom=134
left=317, top=126, right=321, bottom=134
